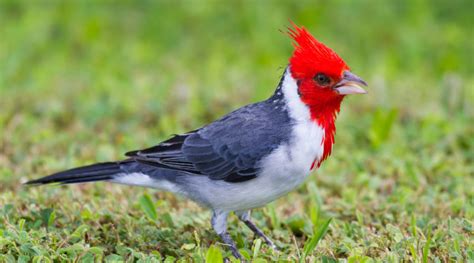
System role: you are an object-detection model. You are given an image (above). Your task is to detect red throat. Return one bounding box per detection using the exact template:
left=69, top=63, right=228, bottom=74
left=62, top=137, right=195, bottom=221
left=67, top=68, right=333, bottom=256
left=316, top=103, right=342, bottom=168
left=306, top=90, right=343, bottom=169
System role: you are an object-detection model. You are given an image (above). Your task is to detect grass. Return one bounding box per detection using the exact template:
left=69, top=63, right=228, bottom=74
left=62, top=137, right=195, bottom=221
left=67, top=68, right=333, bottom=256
left=1, top=1, right=473, bottom=262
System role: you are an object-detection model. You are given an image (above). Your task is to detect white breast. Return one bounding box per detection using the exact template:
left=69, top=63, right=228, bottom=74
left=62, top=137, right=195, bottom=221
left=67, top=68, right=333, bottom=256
left=245, top=119, right=324, bottom=203
left=259, top=120, right=324, bottom=183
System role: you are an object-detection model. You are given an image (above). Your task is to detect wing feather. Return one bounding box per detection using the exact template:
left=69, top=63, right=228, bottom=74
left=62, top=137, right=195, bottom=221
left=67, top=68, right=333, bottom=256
left=125, top=100, right=292, bottom=182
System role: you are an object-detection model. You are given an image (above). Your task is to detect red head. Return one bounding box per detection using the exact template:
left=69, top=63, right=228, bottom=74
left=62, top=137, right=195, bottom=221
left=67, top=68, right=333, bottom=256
left=287, top=22, right=367, bottom=167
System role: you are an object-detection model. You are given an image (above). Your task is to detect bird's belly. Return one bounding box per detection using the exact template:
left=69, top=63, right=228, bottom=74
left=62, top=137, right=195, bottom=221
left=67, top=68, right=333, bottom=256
left=180, top=168, right=310, bottom=212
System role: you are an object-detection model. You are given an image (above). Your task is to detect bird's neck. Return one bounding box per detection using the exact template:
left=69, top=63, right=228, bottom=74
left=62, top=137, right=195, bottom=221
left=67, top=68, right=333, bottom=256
left=276, top=67, right=342, bottom=168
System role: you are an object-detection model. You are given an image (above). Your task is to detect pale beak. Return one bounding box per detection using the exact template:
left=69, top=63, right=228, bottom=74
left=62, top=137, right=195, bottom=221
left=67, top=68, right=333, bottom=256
left=334, top=71, right=368, bottom=95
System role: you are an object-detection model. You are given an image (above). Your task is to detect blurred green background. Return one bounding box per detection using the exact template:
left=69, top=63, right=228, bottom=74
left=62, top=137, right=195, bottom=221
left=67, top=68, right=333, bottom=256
left=0, top=0, right=473, bottom=261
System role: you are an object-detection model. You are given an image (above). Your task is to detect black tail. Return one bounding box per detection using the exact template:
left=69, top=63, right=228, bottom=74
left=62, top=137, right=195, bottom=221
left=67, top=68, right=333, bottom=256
left=26, top=161, right=125, bottom=185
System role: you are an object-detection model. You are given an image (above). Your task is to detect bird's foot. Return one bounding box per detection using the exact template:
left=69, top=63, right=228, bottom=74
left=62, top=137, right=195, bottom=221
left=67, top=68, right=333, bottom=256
left=266, top=239, right=280, bottom=252
left=219, top=232, right=243, bottom=260
left=259, top=230, right=277, bottom=250
left=247, top=222, right=280, bottom=252
left=237, top=211, right=280, bottom=252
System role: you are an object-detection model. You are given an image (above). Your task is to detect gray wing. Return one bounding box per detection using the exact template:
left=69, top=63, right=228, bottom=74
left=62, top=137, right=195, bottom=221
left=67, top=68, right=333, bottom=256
left=126, top=101, right=292, bottom=182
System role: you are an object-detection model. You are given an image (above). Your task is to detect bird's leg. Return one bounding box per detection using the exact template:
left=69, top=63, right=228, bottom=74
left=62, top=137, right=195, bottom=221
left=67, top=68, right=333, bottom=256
left=211, top=211, right=242, bottom=260
left=236, top=210, right=278, bottom=251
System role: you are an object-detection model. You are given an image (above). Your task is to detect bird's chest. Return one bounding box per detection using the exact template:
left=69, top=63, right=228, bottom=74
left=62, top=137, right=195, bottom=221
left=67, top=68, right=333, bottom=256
left=239, top=120, right=325, bottom=208
left=260, top=120, right=325, bottom=183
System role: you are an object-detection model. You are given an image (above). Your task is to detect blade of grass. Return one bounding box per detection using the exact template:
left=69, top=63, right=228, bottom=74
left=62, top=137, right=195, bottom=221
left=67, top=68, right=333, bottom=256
left=252, top=238, right=262, bottom=260
left=205, top=245, right=223, bottom=263
left=303, top=218, right=332, bottom=258
left=138, top=193, right=157, bottom=221
left=422, top=226, right=432, bottom=263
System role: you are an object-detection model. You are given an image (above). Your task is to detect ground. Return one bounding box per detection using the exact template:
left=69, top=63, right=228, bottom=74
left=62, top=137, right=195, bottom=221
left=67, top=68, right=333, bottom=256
left=0, top=1, right=473, bottom=262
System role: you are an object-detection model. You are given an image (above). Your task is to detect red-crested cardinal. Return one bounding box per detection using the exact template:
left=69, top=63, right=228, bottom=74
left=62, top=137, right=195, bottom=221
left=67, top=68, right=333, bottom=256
left=27, top=23, right=367, bottom=259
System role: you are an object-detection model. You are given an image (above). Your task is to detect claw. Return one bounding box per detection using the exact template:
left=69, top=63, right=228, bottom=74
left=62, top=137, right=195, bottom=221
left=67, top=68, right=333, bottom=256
left=219, top=232, right=243, bottom=259
left=237, top=210, right=279, bottom=252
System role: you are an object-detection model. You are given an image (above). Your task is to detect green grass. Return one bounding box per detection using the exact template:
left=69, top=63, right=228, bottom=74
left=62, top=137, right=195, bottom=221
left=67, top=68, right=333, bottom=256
left=1, top=1, right=473, bottom=262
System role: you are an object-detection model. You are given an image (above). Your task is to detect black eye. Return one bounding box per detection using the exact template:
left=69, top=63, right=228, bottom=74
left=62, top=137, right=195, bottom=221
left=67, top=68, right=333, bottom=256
left=314, top=73, right=331, bottom=86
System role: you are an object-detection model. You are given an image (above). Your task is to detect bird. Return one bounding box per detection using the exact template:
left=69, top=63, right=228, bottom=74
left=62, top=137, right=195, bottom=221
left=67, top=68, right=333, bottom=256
left=26, top=23, right=367, bottom=259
